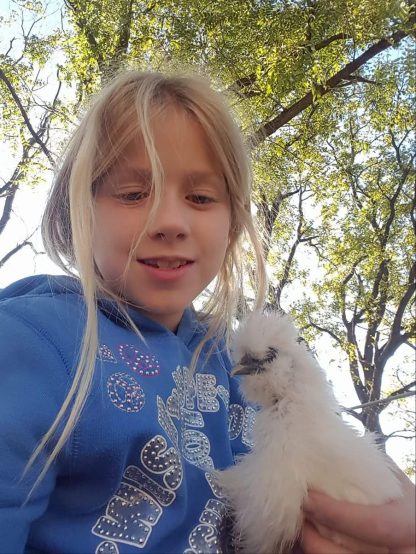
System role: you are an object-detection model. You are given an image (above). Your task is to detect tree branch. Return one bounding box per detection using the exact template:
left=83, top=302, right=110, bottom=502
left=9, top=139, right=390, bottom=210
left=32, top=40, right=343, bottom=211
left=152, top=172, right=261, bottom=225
left=313, top=32, right=351, bottom=51
left=346, top=390, right=415, bottom=412
left=64, top=0, right=104, bottom=69
left=227, top=33, right=352, bottom=98
left=274, top=187, right=307, bottom=306
left=307, top=319, right=343, bottom=346
left=249, top=29, right=411, bottom=146
left=0, top=239, right=39, bottom=269
left=256, top=187, right=300, bottom=259
left=115, top=0, right=134, bottom=57
left=0, top=184, right=18, bottom=235
left=0, top=68, right=55, bottom=166
left=226, top=73, right=260, bottom=98
left=378, top=260, right=416, bottom=365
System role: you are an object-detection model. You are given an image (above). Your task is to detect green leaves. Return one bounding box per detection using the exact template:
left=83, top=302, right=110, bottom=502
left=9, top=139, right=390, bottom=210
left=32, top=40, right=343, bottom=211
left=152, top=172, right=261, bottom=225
left=1, top=0, right=414, bottom=442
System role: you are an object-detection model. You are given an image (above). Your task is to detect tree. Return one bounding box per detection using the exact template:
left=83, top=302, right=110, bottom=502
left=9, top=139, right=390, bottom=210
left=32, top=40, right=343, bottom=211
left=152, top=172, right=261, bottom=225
left=291, top=58, right=415, bottom=444
left=245, top=48, right=415, bottom=453
left=0, top=0, right=70, bottom=268
left=1, top=0, right=415, bottom=461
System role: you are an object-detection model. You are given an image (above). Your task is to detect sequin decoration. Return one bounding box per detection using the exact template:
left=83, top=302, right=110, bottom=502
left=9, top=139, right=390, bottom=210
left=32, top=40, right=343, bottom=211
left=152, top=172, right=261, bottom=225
left=228, top=404, right=244, bottom=440
left=242, top=406, right=256, bottom=448
left=228, top=404, right=256, bottom=448
left=216, top=385, right=229, bottom=410
left=107, top=372, right=145, bottom=413
left=166, top=388, right=181, bottom=419
left=141, top=435, right=183, bottom=490
left=92, top=486, right=162, bottom=548
left=205, top=472, right=225, bottom=499
left=157, top=396, right=178, bottom=446
left=185, top=498, right=226, bottom=554
left=95, top=541, right=119, bottom=554
left=98, top=345, right=117, bottom=363
left=119, top=344, right=160, bottom=376
left=162, top=366, right=216, bottom=471
left=124, top=466, right=175, bottom=506
left=182, top=429, right=214, bottom=470
left=196, top=374, right=220, bottom=412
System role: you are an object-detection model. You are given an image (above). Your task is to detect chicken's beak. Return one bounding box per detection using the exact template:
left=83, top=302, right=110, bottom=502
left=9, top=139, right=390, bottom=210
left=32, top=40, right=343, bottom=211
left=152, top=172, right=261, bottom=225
left=231, top=363, right=258, bottom=376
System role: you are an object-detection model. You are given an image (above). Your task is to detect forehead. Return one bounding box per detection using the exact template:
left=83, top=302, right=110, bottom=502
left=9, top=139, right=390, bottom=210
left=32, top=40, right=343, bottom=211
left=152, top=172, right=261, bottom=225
left=111, top=106, right=224, bottom=177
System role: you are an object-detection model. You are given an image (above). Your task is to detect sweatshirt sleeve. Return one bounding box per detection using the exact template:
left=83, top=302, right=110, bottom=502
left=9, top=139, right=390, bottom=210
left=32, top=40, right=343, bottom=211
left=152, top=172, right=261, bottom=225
left=0, top=306, right=71, bottom=553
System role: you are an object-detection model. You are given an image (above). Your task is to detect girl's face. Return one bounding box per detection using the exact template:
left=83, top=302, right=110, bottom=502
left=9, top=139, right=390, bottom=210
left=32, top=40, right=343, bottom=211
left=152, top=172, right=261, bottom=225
left=93, top=106, right=231, bottom=331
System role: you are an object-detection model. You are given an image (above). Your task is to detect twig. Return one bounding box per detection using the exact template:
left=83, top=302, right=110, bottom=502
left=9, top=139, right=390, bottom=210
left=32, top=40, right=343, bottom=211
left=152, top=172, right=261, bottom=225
left=343, top=390, right=415, bottom=412
left=0, top=69, right=55, bottom=166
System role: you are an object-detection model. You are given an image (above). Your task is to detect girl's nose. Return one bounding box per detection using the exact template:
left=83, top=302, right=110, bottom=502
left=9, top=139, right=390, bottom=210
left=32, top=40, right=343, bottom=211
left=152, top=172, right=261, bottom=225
left=146, top=192, right=190, bottom=241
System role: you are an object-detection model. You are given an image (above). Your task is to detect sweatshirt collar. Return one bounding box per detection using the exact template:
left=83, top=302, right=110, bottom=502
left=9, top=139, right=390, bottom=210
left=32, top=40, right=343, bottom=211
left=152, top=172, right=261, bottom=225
left=97, top=298, right=203, bottom=347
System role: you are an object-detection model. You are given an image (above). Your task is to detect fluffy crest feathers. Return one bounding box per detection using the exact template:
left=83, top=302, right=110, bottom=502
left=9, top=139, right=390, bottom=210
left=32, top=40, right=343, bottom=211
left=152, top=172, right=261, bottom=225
left=231, top=310, right=328, bottom=408
left=232, top=310, right=299, bottom=361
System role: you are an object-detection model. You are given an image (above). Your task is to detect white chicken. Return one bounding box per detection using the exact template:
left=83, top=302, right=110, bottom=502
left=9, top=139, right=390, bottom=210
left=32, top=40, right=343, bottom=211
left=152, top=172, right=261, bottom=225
left=216, top=311, right=403, bottom=554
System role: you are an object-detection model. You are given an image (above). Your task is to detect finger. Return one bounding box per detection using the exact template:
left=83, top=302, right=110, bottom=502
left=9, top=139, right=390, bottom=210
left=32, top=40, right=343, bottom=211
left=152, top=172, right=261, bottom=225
left=312, top=521, right=388, bottom=554
left=289, top=541, right=305, bottom=554
left=303, top=482, right=414, bottom=548
left=301, top=520, right=352, bottom=554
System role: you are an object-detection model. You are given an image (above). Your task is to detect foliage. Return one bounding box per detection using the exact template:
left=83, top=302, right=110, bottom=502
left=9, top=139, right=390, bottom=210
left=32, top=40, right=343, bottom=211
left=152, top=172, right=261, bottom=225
left=1, top=0, right=415, bottom=455
left=290, top=58, right=415, bottom=439
left=0, top=0, right=75, bottom=264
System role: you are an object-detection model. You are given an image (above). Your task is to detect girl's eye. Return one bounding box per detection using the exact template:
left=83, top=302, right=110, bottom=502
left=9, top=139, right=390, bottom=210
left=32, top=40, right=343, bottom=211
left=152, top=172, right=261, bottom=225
left=117, top=191, right=148, bottom=202
left=189, top=194, right=215, bottom=205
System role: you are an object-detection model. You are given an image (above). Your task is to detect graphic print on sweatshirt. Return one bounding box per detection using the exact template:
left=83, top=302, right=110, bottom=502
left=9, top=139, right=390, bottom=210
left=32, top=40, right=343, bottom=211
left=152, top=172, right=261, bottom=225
left=182, top=471, right=228, bottom=554
left=158, top=366, right=231, bottom=471
left=91, top=345, right=242, bottom=553
left=101, top=343, right=161, bottom=413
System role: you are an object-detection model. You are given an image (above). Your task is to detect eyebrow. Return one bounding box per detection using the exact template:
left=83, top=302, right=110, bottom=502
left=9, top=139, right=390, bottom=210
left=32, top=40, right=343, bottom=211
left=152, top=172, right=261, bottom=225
left=114, top=168, right=224, bottom=184
left=187, top=171, right=223, bottom=181
left=116, top=167, right=152, bottom=182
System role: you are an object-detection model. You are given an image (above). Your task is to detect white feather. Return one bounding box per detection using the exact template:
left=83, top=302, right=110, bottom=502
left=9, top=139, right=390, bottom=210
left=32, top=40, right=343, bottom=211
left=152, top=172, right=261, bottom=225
left=216, top=311, right=402, bottom=554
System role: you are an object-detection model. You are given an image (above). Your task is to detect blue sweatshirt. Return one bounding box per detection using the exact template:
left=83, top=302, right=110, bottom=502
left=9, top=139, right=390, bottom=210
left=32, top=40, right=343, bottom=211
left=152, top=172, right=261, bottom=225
left=0, top=275, right=254, bottom=554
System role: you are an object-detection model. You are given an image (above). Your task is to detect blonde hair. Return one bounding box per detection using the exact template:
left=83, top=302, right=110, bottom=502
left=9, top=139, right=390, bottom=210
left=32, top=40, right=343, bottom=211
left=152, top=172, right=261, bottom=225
left=31, top=70, right=266, bottom=487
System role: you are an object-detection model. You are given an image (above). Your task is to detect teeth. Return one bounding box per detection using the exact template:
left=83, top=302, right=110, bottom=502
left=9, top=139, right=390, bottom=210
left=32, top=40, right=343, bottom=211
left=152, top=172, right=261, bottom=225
left=143, top=259, right=187, bottom=269
left=157, top=260, right=181, bottom=269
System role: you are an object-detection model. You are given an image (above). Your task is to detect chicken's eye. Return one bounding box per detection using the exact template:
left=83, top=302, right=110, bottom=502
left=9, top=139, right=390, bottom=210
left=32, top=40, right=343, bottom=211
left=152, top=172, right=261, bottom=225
left=264, top=347, right=279, bottom=364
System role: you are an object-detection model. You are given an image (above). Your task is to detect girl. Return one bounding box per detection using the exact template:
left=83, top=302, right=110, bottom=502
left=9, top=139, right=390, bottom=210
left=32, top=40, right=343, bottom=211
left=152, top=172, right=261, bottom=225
left=0, top=71, right=414, bottom=554
left=0, top=70, right=265, bottom=553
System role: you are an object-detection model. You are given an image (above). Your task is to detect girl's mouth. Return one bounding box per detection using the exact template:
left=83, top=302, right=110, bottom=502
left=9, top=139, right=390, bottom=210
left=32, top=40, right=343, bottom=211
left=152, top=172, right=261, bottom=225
left=139, top=258, right=193, bottom=269
left=138, top=258, right=194, bottom=282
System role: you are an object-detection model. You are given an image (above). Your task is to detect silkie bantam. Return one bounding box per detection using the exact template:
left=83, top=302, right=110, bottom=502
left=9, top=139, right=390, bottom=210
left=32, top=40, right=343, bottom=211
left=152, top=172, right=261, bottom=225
left=216, top=311, right=403, bottom=554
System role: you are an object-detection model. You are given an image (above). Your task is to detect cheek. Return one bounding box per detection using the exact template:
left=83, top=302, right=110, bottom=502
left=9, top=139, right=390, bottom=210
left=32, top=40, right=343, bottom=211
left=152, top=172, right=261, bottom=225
left=94, top=205, right=135, bottom=253
left=93, top=237, right=120, bottom=282
left=93, top=216, right=129, bottom=281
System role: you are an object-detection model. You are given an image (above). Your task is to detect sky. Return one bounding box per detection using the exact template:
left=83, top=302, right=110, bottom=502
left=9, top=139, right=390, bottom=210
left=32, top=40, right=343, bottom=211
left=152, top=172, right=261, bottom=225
left=0, top=0, right=414, bottom=477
